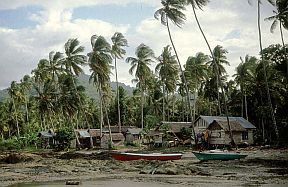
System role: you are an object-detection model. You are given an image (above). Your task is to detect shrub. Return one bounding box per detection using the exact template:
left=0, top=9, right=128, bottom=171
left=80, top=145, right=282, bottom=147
left=54, top=127, right=75, bottom=151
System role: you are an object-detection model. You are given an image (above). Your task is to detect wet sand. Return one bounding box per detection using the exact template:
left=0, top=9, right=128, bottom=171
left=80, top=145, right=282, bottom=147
left=1, top=147, right=288, bottom=187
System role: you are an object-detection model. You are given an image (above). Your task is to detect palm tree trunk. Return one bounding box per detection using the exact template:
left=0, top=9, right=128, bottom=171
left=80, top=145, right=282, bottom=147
left=162, top=84, right=165, bottom=121
left=192, top=5, right=233, bottom=145
left=166, top=17, right=197, bottom=145
left=257, top=0, right=279, bottom=143
left=141, top=84, right=144, bottom=129
left=114, top=58, right=121, bottom=132
left=279, top=22, right=288, bottom=77
left=103, top=100, right=113, bottom=148
left=12, top=99, right=20, bottom=137
left=244, top=90, right=248, bottom=120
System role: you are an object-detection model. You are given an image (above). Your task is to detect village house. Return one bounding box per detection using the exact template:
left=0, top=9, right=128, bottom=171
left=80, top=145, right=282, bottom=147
left=38, top=129, right=55, bottom=148
left=124, top=128, right=142, bottom=145
left=194, top=115, right=256, bottom=146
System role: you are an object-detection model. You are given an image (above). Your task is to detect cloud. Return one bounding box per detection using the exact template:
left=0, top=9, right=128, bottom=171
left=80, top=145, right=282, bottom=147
left=0, top=0, right=285, bottom=90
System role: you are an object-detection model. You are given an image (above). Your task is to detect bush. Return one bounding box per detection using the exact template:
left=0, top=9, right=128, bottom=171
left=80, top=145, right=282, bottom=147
left=54, top=127, right=75, bottom=151
left=0, top=137, right=23, bottom=151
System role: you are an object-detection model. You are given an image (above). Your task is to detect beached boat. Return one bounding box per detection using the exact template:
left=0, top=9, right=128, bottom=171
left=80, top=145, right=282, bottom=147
left=192, top=150, right=247, bottom=161
left=111, top=152, right=182, bottom=161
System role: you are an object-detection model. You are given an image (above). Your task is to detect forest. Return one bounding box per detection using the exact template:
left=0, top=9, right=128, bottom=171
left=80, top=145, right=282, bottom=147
left=0, top=0, right=287, bottom=149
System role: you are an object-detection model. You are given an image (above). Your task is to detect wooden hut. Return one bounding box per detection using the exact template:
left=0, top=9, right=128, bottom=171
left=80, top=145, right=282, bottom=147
left=125, top=128, right=142, bottom=145
left=207, top=119, right=255, bottom=146
left=38, top=130, right=55, bottom=148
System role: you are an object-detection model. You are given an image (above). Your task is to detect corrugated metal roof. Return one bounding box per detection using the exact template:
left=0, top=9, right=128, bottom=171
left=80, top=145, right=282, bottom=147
left=127, top=128, right=142, bottom=135
left=38, top=131, right=55, bottom=138
left=78, top=130, right=91, bottom=138
left=209, top=120, right=246, bottom=132
left=198, top=115, right=256, bottom=129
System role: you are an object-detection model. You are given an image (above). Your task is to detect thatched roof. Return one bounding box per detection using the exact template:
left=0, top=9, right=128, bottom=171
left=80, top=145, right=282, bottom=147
left=209, top=120, right=246, bottom=132
left=160, top=122, right=191, bottom=133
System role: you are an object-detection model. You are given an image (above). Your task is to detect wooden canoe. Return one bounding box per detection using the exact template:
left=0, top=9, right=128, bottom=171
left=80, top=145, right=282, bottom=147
left=111, top=152, right=182, bottom=161
left=192, top=150, right=247, bottom=161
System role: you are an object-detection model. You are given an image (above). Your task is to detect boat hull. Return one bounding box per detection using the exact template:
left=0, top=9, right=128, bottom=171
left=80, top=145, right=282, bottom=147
left=111, top=152, right=182, bottom=161
left=192, top=151, right=247, bottom=161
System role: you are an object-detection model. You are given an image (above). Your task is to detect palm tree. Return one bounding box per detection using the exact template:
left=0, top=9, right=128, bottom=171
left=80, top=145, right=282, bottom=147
left=8, top=81, right=22, bottom=137
left=62, top=38, right=89, bottom=145
left=253, top=0, right=280, bottom=142
left=88, top=35, right=113, bottom=144
left=233, top=55, right=258, bottom=120
left=155, top=45, right=179, bottom=121
left=111, top=32, right=128, bottom=132
left=206, top=45, right=230, bottom=115
left=126, top=43, right=154, bottom=129
left=154, top=0, right=197, bottom=144
left=185, top=52, right=209, bottom=123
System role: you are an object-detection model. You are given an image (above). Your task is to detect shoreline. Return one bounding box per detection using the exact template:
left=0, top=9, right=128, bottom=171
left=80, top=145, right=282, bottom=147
left=1, top=147, right=288, bottom=187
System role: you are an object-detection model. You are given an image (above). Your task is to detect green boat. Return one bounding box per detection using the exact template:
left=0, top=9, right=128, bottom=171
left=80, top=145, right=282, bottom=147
left=192, top=150, right=248, bottom=161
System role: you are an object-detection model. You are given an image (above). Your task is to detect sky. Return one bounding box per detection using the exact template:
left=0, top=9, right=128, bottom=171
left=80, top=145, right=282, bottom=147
left=0, top=0, right=286, bottom=90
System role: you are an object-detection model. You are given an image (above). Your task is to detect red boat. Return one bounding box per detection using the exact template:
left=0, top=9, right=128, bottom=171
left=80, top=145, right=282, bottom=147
left=111, top=152, right=182, bottom=161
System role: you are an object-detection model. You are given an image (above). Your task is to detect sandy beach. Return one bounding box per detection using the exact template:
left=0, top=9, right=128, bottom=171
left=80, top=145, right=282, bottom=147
left=0, top=147, right=287, bottom=187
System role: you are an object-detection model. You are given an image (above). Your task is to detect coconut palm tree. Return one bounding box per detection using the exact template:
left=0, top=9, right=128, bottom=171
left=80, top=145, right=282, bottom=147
left=111, top=32, right=128, bottom=132
left=154, top=0, right=197, bottom=144
left=233, top=55, right=258, bottom=120
left=185, top=52, right=209, bottom=122
left=155, top=45, right=179, bottom=121
left=253, top=0, right=280, bottom=142
left=88, top=35, right=113, bottom=144
left=206, top=45, right=230, bottom=115
left=126, top=43, right=154, bottom=129
left=8, top=81, right=22, bottom=137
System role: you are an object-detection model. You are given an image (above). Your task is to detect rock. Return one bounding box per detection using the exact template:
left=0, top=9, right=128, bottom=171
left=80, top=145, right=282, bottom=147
left=66, top=180, right=80, bottom=185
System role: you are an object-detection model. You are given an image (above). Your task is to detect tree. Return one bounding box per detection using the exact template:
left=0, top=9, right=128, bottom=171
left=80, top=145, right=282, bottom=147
left=111, top=32, right=128, bottom=132
left=254, top=0, right=280, bottom=142
left=88, top=35, right=113, bottom=144
left=126, top=43, right=154, bottom=129
left=154, top=0, right=197, bottom=144
left=206, top=45, right=230, bottom=115
left=155, top=45, right=179, bottom=121
left=233, top=55, right=258, bottom=120
left=185, top=52, right=209, bottom=123
left=265, top=0, right=288, bottom=77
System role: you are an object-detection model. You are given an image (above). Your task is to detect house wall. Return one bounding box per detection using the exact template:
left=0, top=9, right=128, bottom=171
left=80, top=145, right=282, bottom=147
left=195, top=119, right=209, bottom=134
left=209, top=131, right=254, bottom=145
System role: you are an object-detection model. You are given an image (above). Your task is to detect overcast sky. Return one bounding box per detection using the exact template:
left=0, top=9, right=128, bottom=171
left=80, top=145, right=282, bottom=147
left=0, top=0, right=286, bottom=90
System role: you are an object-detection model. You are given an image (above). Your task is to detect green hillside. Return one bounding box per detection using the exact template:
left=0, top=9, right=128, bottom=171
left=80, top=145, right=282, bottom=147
left=0, top=74, right=134, bottom=102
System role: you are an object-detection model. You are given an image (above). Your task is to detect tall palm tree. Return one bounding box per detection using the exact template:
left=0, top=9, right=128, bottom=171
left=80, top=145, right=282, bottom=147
left=155, top=45, right=179, bottom=121
left=111, top=32, right=128, bottom=132
left=206, top=45, right=230, bottom=115
left=233, top=55, right=258, bottom=120
left=185, top=52, right=209, bottom=123
left=126, top=43, right=154, bottom=129
left=8, top=81, right=22, bottom=137
left=253, top=0, right=280, bottom=142
left=154, top=0, right=197, bottom=144
left=88, top=35, right=113, bottom=144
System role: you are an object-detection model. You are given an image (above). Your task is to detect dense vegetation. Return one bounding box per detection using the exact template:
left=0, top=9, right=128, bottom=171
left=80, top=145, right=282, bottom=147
left=0, top=0, right=287, bottom=147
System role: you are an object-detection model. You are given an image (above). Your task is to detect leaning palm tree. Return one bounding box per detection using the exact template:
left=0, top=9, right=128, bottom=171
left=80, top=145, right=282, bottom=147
left=186, top=0, right=236, bottom=145
left=111, top=32, right=128, bottom=132
left=155, top=45, right=179, bottom=121
left=126, top=43, right=154, bottom=129
left=154, top=0, right=197, bottom=144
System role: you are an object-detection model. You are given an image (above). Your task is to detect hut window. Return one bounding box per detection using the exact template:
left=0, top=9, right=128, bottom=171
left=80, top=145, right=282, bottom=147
left=242, top=131, right=248, bottom=140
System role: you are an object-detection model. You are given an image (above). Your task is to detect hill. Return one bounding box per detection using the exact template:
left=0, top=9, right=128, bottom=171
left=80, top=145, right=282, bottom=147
left=0, top=74, right=134, bottom=102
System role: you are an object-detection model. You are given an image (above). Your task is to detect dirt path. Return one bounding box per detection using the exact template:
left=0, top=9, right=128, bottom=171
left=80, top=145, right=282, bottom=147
left=0, top=147, right=287, bottom=187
